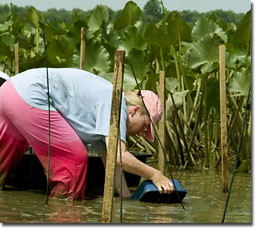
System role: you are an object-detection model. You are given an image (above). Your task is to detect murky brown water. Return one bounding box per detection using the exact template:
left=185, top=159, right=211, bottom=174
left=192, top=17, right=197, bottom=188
left=0, top=169, right=251, bottom=224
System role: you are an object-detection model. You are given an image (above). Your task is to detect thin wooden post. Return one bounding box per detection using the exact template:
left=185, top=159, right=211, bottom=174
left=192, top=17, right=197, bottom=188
left=219, top=44, right=228, bottom=193
left=158, top=71, right=166, bottom=174
left=101, top=50, right=125, bottom=223
left=80, top=27, right=86, bottom=70
left=14, top=43, right=19, bottom=74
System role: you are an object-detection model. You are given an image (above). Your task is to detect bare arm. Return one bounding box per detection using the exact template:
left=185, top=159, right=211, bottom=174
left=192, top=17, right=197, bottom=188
left=105, top=137, right=174, bottom=194
left=100, top=144, right=131, bottom=198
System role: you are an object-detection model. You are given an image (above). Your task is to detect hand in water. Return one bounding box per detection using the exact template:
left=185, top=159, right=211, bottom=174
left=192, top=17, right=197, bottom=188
left=151, top=171, right=174, bottom=194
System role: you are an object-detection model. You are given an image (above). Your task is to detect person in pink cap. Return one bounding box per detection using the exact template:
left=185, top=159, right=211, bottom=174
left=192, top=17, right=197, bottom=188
left=0, top=68, right=173, bottom=200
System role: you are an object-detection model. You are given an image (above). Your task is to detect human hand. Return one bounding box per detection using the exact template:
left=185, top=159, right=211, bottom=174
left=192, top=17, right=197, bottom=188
left=151, top=170, right=174, bottom=194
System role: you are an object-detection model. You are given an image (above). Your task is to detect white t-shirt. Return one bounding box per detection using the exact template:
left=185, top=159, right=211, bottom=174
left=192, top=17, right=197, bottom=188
left=0, top=71, right=9, bottom=80
left=11, top=68, right=128, bottom=144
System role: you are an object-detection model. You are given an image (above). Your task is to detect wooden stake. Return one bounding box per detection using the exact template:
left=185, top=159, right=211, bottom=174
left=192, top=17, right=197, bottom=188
left=80, top=27, right=86, bottom=70
left=14, top=43, right=19, bottom=74
left=219, top=44, right=228, bottom=193
left=158, top=71, right=166, bottom=174
left=101, top=50, right=125, bottom=223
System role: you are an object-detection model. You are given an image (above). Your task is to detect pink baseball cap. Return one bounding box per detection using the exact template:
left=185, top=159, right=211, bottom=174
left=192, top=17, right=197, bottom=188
left=140, top=90, right=162, bottom=142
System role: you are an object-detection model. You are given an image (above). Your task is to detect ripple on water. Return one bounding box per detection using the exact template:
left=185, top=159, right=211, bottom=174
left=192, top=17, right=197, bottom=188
left=0, top=170, right=251, bottom=223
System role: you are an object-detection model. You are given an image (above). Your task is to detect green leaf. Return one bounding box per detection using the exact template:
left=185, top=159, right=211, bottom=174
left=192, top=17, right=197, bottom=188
left=83, top=39, right=111, bottom=75
left=144, top=23, right=171, bottom=48
left=46, top=36, right=74, bottom=67
left=17, top=36, right=31, bottom=50
left=119, top=26, right=146, bottom=54
left=166, top=11, right=192, bottom=44
left=126, top=49, right=149, bottom=77
left=143, top=73, right=159, bottom=91
left=113, top=1, right=141, bottom=30
left=206, top=77, right=220, bottom=119
left=26, top=7, right=41, bottom=28
left=225, top=44, right=247, bottom=68
left=21, top=55, right=46, bottom=71
left=187, top=34, right=222, bottom=70
left=124, top=48, right=149, bottom=90
left=164, top=61, right=177, bottom=78
left=228, top=10, right=251, bottom=54
left=0, top=42, right=12, bottom=61
left=192, top=17, right=227, bottom=42
left=0, top=20, right=13, bottom=32
left=99, top=72, right=114, bottom=84
left=122, top=73, right=139, bottom=91
left=88, top=5, right=109, bottom=32
left=1, top=34, right=15, bottom=50
left=166, top=91, right=186, bottom=119
left=228, top=68, right=251, bottom=96
left=201, top=62, right=218, bottom=74
left=165, top=77, right=179, bottom=93
left=102, top=27, right=121, bottom=49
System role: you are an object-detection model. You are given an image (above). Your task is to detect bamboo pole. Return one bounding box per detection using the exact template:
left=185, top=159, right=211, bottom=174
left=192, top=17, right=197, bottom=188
left=14, top=43, right=19, bottom=74
left=219, top=44, right=228, bottom=193
left=80, top=27, right=86, bottom=70
left=203, top=76, right=209, bottom=169
left=101, top=50, right=125, bottom=223
left=158, top=71, right=166, bottom=173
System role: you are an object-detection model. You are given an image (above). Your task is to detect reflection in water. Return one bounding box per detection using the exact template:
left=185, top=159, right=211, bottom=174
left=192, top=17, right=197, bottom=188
left=46, top=199, right=86, bottom=223
left=0, top=170, right=251, bottom=223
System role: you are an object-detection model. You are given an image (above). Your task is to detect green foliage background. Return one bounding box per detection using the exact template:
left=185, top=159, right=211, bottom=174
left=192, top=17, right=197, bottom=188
left=0, top=0, right=251, bottom=171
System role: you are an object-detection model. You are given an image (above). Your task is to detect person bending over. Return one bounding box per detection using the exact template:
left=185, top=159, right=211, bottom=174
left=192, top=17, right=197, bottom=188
left=0, top=68, right=173, bottom=200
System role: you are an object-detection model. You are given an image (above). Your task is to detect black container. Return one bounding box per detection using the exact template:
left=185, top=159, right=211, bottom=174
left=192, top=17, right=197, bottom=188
left=4, top=150, right=152, bottom=191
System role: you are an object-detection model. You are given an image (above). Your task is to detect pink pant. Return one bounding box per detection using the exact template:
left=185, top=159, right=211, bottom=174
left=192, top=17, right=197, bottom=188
left=0, top=80, right=88, bottom=200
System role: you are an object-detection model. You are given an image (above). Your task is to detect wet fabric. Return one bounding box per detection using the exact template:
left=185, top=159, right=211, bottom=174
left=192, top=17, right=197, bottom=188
left=11, top=68, right=128, bottom=144
left=0, top=80, right=88, bottom=200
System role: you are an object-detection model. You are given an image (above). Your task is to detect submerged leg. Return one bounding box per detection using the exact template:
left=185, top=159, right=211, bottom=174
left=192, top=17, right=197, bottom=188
left=0, top=83, right=29, bottom=188
left=26, top=111, right=88, bottom=200
left=1, top=80, right=88, bottom=200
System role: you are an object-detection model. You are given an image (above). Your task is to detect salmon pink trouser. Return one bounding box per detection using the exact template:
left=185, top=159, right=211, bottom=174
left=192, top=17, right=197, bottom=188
left=0, top=80, right=88, bottom=200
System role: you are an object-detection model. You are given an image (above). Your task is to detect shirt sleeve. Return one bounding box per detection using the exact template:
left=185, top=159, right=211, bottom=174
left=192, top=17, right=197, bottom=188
left=94, top=104, right=127, bottom=143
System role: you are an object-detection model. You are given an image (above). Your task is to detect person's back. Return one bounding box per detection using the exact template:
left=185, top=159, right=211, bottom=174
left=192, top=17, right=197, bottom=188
left=1, top=68, right=126, bottom=200
left=11, top=68, right=127, bottom=144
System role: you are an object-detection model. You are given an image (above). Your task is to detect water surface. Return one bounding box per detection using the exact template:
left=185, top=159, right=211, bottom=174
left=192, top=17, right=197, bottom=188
left=0, top=170, right=251, bottom=223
